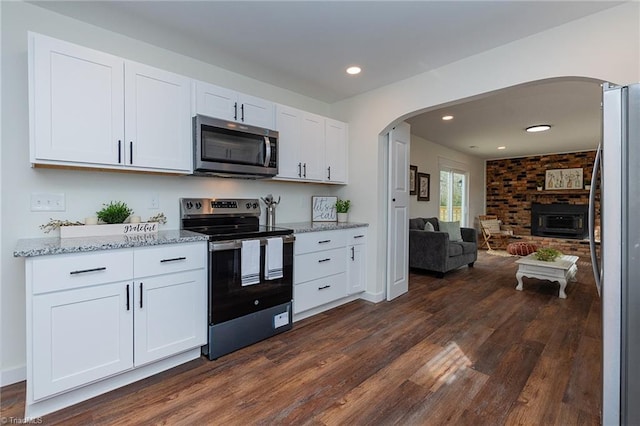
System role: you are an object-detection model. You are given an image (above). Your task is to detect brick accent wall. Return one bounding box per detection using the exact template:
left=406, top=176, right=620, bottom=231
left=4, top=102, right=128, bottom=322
left=486, top=151, right=599, bottom=237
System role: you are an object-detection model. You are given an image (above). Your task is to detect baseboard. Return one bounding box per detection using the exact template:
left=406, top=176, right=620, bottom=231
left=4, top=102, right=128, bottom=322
left=1, top=365, right=26, bottom=387
left=360, top=290, right=385, bottom=303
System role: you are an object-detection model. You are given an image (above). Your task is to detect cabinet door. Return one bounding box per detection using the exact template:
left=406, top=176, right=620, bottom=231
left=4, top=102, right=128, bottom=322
left=194, top=81, right=238, bottom=122
left=32, top=282, right=133, bottom=400
left=275, top=105, right=303, bottom=179
left=300, top=112, right=325, bottom=181
left=30, top=32, right=124, bottom=166
left=325, top=119, right=348, bottom=183
left=238, top=94, right=275, bottom=129
left=124, top=61, right=191, bottom=172
left=133, top=270, right=207, bottom=366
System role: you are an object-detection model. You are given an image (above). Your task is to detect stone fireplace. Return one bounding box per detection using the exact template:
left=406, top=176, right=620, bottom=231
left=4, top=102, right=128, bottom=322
left=531, top=203, right=588, bottom=239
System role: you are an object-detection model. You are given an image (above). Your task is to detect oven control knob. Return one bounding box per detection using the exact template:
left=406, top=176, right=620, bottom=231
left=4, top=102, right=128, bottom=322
left=252, top=202, right=258, bottom=209
left=245, top=202, right=251, bottom=209
left=186, top=201, right=193, bottom=209
left=254, top=300, right=259, bottom=306
left=195, top=202, right=202, bottom=210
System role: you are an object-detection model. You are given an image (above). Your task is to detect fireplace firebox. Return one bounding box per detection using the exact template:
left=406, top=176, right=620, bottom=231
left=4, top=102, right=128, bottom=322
left=531, top=203, right=588, bottom=239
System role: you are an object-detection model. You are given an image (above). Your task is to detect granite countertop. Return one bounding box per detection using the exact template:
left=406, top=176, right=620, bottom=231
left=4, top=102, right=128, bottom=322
left=14, top=230, right=209, bottom=258
left=279, top=221, right=368, bottom=233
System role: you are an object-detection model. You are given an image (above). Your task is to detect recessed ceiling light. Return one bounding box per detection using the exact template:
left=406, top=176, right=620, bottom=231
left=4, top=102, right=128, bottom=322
left=497, top=146, right=506, bottom=150
left=526, top=124, right=551, bottom=133
left=346, top=66, right=361, bottom=75
left=442, top=115, right=454, bottom=121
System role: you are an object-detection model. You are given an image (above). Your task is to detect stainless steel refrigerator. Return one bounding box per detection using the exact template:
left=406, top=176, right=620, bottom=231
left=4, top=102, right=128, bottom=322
left=594, top=83, right=640, bottom=425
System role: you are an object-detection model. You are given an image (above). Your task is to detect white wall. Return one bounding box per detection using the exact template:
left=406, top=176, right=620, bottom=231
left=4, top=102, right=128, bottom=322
left=0, top=1, right=339, bottom=380
left=409, top=134, right=484, bottom=225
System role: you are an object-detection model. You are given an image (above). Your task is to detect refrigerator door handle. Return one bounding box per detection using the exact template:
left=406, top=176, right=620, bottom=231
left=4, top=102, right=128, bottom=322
left=589, top=142, right=602, bottom=295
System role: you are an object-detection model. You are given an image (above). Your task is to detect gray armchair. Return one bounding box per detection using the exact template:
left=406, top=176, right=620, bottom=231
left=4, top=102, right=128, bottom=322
left=409, top=217, right=477, bottom=278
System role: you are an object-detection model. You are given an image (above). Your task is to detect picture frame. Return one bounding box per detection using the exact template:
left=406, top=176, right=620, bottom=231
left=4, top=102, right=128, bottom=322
left=409, top=165, right=418, bottom=195
left=311, top=196, right=337, bottom=222
left=417, top=172, right=430, bottom=201
left=545, top=168, right=583, bottom=190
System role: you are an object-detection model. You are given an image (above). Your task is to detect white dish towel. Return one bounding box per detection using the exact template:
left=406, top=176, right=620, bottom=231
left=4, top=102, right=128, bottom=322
left=264, top=237, right=284, bottom=280
left=241, top=239, right=261, bottom=286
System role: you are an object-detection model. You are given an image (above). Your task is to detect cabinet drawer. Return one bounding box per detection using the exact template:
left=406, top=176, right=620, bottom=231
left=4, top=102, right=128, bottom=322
left=293, top=273, right=347, bottom=314
left=30, top=250, right=133, bottom=294
left=295, top=247, right=346, bottom=284
left=348, top=228, right=368, bottom=245
left=134, top=242, right=206, bottom=277
left=294, top=230, right=347, bottom=255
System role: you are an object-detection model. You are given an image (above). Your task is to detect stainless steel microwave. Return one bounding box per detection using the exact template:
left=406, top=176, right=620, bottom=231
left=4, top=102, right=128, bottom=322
left=193, top=115, right=278, bottom=178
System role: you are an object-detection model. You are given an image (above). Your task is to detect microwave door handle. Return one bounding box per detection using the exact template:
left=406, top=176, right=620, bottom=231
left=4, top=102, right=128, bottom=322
left=264, top=136, right=271, bottom=167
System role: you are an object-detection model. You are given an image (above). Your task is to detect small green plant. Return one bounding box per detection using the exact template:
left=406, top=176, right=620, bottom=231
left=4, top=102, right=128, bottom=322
left=96, top=201, right=133, bottom=224
left=335, top=199, right=351, bottom=213
left=536, top=179, right=544, bottom=188
left=534, top=247, right=562, bottom=262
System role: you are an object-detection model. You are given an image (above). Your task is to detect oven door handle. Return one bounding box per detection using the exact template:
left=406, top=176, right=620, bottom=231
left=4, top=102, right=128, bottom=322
left=210, top=234, right=295, bottom=252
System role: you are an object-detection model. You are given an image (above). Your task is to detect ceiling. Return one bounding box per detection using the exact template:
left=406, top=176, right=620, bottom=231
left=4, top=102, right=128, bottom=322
left=30, top=1, right=621, bottom=159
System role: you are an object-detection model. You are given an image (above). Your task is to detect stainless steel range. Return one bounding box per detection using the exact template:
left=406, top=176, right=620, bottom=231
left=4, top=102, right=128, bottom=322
left=180, top=198, right=294, bottom=360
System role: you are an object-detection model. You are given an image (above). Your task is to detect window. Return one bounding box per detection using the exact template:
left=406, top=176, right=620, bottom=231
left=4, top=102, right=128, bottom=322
left=439, top=167, right=468, bottom=226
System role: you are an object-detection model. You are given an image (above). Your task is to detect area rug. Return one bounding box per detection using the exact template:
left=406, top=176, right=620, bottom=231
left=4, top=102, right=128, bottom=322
left=486, top=249, right=518, bottom=257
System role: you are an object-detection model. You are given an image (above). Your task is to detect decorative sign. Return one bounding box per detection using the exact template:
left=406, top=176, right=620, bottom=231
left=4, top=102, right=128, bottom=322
left=311, top=196, right=337, bottom=222
left=545, top=168, right=583, bottom=190
left=60, top=222, right=159, bottom=238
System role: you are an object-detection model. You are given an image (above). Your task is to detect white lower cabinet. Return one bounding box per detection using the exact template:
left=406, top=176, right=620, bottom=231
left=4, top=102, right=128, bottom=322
left=25, top=242, right=207, bottom=417
left=293, top=228, right=367, bottom=315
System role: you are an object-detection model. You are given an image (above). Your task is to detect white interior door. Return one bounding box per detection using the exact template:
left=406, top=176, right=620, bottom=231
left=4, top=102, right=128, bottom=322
left=386, top=122, right=410, bottom=301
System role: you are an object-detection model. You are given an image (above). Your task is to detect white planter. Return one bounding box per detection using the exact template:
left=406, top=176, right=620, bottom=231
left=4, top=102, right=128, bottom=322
left=337, top=213, right=349, bottom=223
left=60, top=222, right=159, bottom=238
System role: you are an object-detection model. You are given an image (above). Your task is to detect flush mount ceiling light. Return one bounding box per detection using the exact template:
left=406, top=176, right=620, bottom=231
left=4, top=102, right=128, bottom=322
left=346, top=66, right=361, bottom=75
left=442, top=115, right=454, bottom=121
left=526, top=124, right=551, bottom=133
left=497, top=146, right=506, bottom=150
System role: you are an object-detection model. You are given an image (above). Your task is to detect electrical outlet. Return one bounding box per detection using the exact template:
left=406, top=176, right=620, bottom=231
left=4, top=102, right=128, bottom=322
left=31, top=193, right=66, bottom=212
left=150, top=193, right=159, bottom=209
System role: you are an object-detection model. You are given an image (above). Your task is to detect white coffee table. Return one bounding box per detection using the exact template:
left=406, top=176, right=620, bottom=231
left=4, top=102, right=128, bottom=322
left=515, top=254, right=579, bottom=298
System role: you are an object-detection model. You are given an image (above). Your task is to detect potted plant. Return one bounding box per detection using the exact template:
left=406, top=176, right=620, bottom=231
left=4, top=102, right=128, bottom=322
left=536, top=179, right=544, bottom=191
left=335, top=199, right=351, bottom=223
left=534, top=247, right=562, bottom=262
left=97, top=201, right=133, bottom=224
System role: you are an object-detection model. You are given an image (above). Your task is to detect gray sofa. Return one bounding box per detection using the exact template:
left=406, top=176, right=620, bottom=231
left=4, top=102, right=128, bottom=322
left=409, top=217, right=478, bottom=278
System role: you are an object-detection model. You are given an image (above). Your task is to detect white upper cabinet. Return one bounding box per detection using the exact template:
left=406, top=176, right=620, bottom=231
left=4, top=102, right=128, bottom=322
left=275, top=104, right=347, bottom=184
left=325, top=119, right=348, bottom=184
left=29, top=32, right=191, bottom=173
left=194, top=81, right=275, bottom=129
left=124, top=61, right=191, bottom=171
left=30, top=33, right=124, bottom=167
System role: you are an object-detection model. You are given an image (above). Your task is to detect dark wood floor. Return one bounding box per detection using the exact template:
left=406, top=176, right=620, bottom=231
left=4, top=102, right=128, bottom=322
left=1, top=251, right=602, bottom=425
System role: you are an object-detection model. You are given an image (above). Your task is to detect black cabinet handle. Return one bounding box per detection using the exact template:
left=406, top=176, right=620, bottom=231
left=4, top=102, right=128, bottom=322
left=126, top=284, right=130, bottom=311
left=129, top=141, right=133, bottom=165
left=318, top=240, right=331, bottom=244
left=318, top=285, right=331, bottom=290
left=241, top=104, right=245, bottom=122
left=70, top=267, right=106, bottom=275
left=351, top=247, right=355, bottom=261
left=118, top=140, right=122, bottom=163
left=303, top=163, right=307, bottom=178
left=234, top=102, right=238, bottom=121
left=298, top=162, right=302, bottom=178
left=139, top=283, right=143, bottom=308
left=160, top=257, right=186, bottom=263
left=318, top=258, right=331, bottom=263
left=354, top=235, right=365, bottom=239
left=327, top=166, right=331, bottom=180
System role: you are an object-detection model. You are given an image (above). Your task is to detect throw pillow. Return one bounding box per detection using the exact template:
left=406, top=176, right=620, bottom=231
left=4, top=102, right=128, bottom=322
left=424, top=221, right=435, bottom=232
left=439, top=221, right=463, bottom=242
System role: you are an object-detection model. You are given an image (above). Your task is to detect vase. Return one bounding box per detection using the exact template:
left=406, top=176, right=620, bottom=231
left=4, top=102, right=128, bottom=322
left=337, top=212, right=348, bottom=223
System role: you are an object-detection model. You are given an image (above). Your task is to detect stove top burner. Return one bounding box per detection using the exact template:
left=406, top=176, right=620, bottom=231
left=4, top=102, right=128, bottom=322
left=180, top=197, right=293, bottom=241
